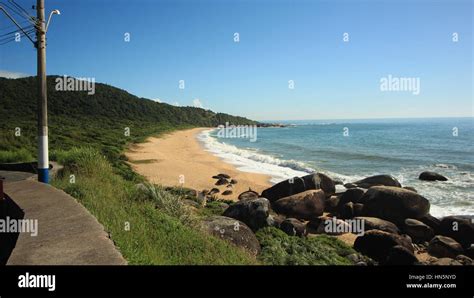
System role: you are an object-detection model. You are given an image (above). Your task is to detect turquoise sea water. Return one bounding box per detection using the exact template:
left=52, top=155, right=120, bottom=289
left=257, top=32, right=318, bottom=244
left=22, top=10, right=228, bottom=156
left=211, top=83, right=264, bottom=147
left=199, top=117, right=474, bottom=217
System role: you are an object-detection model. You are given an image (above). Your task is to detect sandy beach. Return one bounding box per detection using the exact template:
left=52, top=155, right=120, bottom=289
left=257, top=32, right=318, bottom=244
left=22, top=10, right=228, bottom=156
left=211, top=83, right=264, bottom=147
left=126, top=128, right=272, bottom=200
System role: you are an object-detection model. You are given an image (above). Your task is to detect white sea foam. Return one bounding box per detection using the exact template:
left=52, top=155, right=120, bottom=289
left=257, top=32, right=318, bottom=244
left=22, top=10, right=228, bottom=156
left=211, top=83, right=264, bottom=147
left=197, top=129, right=311, bottom=183
left=197, top=129, right=473, bottom=217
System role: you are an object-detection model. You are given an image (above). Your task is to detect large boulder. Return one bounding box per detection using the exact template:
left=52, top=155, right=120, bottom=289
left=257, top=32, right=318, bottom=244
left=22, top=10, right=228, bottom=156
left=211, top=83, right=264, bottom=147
left=324, top=195, right=340, bottom=213
left=419, top=171, right=448, bottom=181
left=353, top=229, right=413, bottom=262
left=439, top=216, right=474, bottom=248
left=306, top=216, right=330, bottom=234
left=279, top=218, right=307, bottom=237
left=418, top=214, right=441, bottom=234
left=338, top=188, right=366, bottom=208
left=312, top=217, right=353, bottom=235
left=339, top=202, right=354, bottom=219
left=385, top=245, right=418, bottom=265
left=353, top=203, right=364, bottom=217
left=354, top=217, right=400, bottom=234
left=261, top=172, right=335, bottom=202
left=238, top=189, right=259, bottom=201
left=302, top=172, right=336, bottom=197
left=353, top=175, right=401, bottom=189
left=202, top=216, right=260, bottom=256
left=223, top=198, right=273, bottom=231
left=360, top=186, right=430, bottom=224
left=272, top=190, right=325, bottom=221
left=427, top=235, right=463, bottom=258
left=403, top=218, right=435, bottom=243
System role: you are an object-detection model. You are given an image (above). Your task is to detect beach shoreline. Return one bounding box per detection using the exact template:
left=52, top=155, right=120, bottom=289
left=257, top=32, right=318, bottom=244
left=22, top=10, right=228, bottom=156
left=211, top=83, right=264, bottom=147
left=126, top=127, right=272, bottom=200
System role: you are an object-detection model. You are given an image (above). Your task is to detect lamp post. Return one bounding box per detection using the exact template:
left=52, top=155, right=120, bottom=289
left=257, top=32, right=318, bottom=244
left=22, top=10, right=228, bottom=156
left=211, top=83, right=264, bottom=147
left=0, top=0, right=60, bottom=184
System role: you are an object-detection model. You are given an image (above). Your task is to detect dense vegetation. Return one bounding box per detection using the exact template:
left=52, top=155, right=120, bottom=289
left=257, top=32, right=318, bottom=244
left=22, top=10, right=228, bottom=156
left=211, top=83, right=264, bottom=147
left=51, top=147, right=256, bottom=264
left=256, top=227, right=355, bottom=265
left=0, top=76, right=257, bottom=178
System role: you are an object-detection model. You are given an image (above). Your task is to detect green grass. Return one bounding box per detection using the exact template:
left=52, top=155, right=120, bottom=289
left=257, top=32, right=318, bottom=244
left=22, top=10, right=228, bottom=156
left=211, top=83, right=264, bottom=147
left=0, top=148, right=34, bottom=163
left=52, top=147, right=257, bottom=265
left=255, top=227, right=355, bottom=265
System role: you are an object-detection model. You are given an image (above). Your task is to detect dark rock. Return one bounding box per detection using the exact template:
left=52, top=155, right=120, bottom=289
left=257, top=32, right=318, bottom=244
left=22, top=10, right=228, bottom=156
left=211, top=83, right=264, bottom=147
left=314, top=217, right=353, bottom=235
left=353, top=229, right=413, bottom=262
left=272, top=190, right=325, bottom=221
left=324, top=195, right=340, bottom=213
left=339, top=202, right=354, bottom=219
left=222, top=198, right=273, bottom=231
left=230, top=179, right=238, bottom=184
left=261, top=176, right=307, bottom=202
left=212, top=175, right=221, bottom=179
left=338, top=188, right=366, bottom=208
left=419, top=171, right=448, bottom=181
left=333, top=179, right=344, bottom=185
left=427, top=235, right=463, bottom=258
left=353, top=175, right=402, bottom=189
left=360, top=186, right=430, bottom=224
left=202, top=216, right=260, bottom=256
left=217, top=173, right=231, bottom=179
left=465, top=246, right=474, bottom=259
left=302, top=172, right=336, bottom=197
left=306, top=216, right=330, bottom=234
left=455, top=255, right=473, bottom=265
left=354, top=217, right=400, bottom=234
left=280, top=218, right=307, bottom=237
left=238, top=189, right=259, bottom=201
left=418, top=214, right=441, bottom=234
left=271, top=213, right=286, bottom=228
left=209, top=188, right=220, bottom=195
left=261, top=172, right=335, bottom=202
left=222, top=190, right=233, bottom=196
left=439, top=216, right=474, bottom=248
left=403, top=218, right=435, bottom=243
left=384, top=245, right=418, bottom=265
left=215, top=178, right=228, bottom=186
left=353, top=203, right=364, bottom=217
left=344, top=183, right=358, bottom=189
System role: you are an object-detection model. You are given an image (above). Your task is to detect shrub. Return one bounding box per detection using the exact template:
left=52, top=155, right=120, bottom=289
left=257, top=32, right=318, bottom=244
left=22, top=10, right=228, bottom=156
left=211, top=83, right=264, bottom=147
left=0, top=148, right=34, bottom=163
left=138, top=183, right=198, bottom=227
left=255, top=227, right=355, bottom=265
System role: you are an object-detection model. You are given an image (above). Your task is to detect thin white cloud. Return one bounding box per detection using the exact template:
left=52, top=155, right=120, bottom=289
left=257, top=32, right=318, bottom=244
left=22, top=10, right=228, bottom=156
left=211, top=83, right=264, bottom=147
left=152, top=98, right=162, bottom=103
left=172, top=102, right=181, bottom=107
left=0, top=70, right=29, bottom=79
left=192, top=98, right=203, bottom=108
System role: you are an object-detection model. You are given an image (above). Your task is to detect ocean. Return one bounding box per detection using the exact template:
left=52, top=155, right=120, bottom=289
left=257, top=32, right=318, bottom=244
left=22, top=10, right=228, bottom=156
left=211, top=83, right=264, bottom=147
left=198, top=117, right=474, bottom=218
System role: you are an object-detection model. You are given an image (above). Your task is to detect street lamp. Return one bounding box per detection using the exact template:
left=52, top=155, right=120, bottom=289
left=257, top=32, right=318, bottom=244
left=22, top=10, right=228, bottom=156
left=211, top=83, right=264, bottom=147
left=0, top=1, right=60, bottom=184
left=45, top=9, right=60, bottom=32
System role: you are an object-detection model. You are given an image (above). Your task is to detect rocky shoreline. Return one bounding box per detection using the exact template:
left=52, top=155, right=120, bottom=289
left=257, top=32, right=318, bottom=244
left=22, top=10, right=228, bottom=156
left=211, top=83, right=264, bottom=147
left=195, top=171, right=473, bottom=265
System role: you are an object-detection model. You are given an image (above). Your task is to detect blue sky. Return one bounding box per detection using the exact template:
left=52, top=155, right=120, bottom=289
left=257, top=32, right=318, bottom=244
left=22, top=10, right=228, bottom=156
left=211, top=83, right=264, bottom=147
left=0, top=0, right=472, bottom=120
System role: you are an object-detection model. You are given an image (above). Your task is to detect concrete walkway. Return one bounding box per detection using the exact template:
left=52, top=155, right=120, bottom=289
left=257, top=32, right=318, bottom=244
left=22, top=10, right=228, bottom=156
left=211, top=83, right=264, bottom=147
left=3, top=178, right=126, bottom=265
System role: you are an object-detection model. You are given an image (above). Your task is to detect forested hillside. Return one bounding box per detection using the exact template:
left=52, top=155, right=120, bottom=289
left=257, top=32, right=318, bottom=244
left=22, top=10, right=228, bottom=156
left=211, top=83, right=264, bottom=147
left=0, top=76, right=257, bottom=178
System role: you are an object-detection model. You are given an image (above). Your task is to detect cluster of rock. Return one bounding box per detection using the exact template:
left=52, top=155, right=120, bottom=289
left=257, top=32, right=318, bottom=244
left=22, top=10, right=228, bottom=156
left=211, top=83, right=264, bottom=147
left=202, top=173, right=238, bottom=197
left=201, top=171, right=473, bottom=265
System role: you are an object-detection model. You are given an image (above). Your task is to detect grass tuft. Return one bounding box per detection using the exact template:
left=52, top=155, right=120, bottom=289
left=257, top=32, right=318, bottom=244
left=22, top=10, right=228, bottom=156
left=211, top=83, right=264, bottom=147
left=255, top=227, right=355, bottom=265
